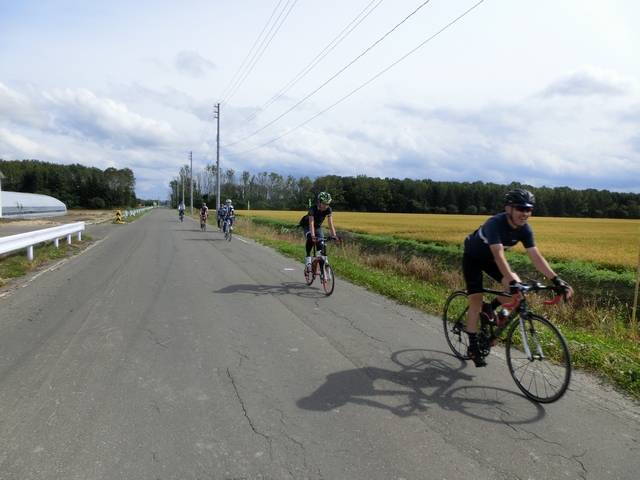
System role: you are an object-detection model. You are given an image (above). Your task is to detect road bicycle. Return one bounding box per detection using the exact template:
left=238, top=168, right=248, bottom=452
left=304, top=236, right=340, bottom=296
left=179, top=210, right=184, bottom=222
left=443, top=280, right=571, bottom=403
left=200, top=214, right=207, bottom=231
left=222, top=216, right=234, bottom=241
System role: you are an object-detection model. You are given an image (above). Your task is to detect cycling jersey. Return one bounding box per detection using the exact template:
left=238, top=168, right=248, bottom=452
left=302, top=203, right=332, bottom=228
left=464, top=212, right=535, bottom=262
left=222, top=205, right=235, bottom=218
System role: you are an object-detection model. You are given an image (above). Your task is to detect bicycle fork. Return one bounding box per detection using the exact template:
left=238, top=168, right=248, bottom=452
left=517, top=315, right=545, bottom=361
left=313, top=255, right=329, bottom=277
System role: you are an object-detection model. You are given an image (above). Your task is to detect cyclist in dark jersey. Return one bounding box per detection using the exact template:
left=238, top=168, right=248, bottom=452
left=302, top=192, right=338, bottom=270
left=463, top=189, right=573, bottom=367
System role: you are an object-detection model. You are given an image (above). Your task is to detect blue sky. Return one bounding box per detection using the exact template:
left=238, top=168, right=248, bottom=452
left=1, top=0, right=639, bottom=200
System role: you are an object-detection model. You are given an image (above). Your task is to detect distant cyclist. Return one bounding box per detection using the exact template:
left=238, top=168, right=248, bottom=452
left=221, top=199, right=235, bottom=238
left=178, top=200, right=185, bottom=219
left=199, top=202, right=209, bottom=227
left=216, top=205, right=224, bottom=229
left=462, top=188, right=573, bottom=367
left=302, top=192, right=338, bottom=270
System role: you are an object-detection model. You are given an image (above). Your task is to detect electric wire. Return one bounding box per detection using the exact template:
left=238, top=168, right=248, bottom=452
left=190, top=0, right=296, bottom=156
left=221, top=0, right=432, bottom=149
left=223, top=0, right=384, bottom=137
left=217, top=0, right=290, bottom=107
left=224, top=0, right=484, bottom=158
left=220, top=0, right=298, bottom=109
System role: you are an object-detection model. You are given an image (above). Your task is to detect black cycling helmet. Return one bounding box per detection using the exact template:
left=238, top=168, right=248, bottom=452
left=318, top=191, right=332, bottom=204
left=504, top=189, right=535, bottom=207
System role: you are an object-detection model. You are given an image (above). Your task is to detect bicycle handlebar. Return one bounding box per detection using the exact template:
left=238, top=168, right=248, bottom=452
left=502, top=280, right=567, bottom=309
left=311, top=236, right=340, bottom=243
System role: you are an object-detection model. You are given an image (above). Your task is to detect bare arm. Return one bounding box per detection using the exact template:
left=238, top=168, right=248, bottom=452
left=327, top=216, right=337, bottom=237
left=526, top=246, right=574, bottom=298
left=308, top=215, right=315, bottom=237
left=489, top=244, right=519, bottom=284
left=525, top=246, right=556, bottom=279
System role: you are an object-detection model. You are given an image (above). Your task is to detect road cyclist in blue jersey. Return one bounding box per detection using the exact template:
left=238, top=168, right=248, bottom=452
left=221, top=199, right=235, bottom=238
left=302, top=192, right=339, bottom=272
left=462, top=188, right=574, bottom=367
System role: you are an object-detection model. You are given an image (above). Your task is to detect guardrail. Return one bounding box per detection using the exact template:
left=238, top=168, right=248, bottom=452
left=121, top=206, right=155, bottom=218
left=0, top=222, right=85, bottom=261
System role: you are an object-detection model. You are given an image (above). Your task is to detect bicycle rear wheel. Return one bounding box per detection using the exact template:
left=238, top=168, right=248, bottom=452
left=321, top=264, right=335, bottom=296
left=443, top=291, right=471, bottom=359
left=506, top=314, right=571, bottom=403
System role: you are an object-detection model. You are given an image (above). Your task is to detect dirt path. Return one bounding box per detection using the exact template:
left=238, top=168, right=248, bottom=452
left=0, top=210, right=116, bottom=227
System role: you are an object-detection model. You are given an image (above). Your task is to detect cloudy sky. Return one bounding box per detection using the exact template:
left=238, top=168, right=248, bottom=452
left=1, top=0, right=639, bottom=200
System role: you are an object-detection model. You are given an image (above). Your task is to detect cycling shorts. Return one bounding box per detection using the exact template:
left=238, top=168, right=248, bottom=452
left=462, top=252, right=504, bottom=295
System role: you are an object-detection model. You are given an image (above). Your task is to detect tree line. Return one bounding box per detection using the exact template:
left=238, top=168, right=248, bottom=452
left=0, top=159, right=138, bottom=209
left=170, top=164, right=640, bottom=219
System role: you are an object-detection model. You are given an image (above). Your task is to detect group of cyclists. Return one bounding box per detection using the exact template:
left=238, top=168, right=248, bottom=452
left=178, top=188, right=574, bottom=370
left=178, top=199, right=235, bottom=237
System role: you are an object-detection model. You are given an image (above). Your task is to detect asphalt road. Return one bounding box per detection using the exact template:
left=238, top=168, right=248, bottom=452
left=0, top=208, right=638, bottom=479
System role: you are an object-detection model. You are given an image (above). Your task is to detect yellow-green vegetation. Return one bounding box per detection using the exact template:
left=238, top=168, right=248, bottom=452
left=238, top=210, right=640, bottom=270
left=234, top=215, right=640, bottom=400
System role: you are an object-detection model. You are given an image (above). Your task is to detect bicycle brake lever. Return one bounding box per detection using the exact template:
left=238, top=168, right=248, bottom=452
left=544, top=295, right=563, bottom=306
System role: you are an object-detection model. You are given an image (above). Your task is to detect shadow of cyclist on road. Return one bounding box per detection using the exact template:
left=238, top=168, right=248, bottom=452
left=296, top=348, right=545, bottom=424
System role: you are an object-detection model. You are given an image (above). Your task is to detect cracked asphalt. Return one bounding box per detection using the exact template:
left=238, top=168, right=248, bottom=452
left=0, top=208, right=638, bottom=479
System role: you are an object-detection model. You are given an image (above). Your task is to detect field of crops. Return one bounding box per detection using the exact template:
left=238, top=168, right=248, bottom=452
left=237, top=210, right=640, bottom=270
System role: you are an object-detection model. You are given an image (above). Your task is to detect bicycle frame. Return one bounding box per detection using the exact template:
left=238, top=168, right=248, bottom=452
left=305, top=237, right=337, bottom=295
left=310, top=239, right=329, bottom=275
left=443, top=280, right=571, bottom=402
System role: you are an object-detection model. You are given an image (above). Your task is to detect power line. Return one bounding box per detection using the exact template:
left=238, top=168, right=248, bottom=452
left=219, top=0, right=298, bottom=109
left=190, top=0, right=297, bottom=156
left=221, top=0, right=433, bottom=149
left=223, top=0, right=384, bottom=137
left=223, top=0, right=485, bottom=158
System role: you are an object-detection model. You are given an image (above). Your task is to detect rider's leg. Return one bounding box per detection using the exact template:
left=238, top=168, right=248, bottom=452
left=462, top=253, right=488, bottom=366
left=303, top=229, right=313, bottom=268
left=304, top=229, right=313, bottom=256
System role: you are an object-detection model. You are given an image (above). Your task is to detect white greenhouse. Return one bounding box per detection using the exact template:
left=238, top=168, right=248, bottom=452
left=0, top=191, right=67, bottom=219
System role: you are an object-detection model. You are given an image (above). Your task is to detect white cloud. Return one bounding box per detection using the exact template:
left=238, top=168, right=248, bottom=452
left=173, top=51, right=216, bottom=79
left=0, top=82, right=46, bottom=128
left=0, top=127, right=60, bottom=159
left=42, top=88, right=178, bottom=148
left=2, top=0, right=640, bottom=198
left=538, top=65, right=635, bottom=98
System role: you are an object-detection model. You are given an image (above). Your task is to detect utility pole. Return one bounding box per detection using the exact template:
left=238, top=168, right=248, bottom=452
left=215, top=104, right=221, bottom=213
left=189, top=151, right=193, bottom=214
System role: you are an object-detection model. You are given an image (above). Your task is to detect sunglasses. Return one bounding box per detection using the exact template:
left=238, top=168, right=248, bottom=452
left=514, top=206, right=533, bottom=213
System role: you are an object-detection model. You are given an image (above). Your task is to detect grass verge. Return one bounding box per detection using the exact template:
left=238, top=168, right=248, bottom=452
left=0, top=236, right=90, bottom=288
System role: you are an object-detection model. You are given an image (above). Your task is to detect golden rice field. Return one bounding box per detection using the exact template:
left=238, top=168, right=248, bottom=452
left=237, top=210, right=640, bottom=270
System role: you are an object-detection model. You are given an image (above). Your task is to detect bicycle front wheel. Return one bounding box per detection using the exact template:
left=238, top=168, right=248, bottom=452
left=227, top=227, right=232, bottom=241
left=506, top=314, right=571, bottom=403
left=443, top=291, right=471, bottom=359
left=321, top=264, right=335, bottom=296
left=304, top=264, right=314, bottom=286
